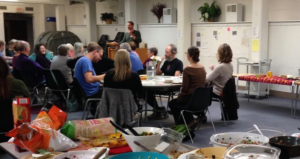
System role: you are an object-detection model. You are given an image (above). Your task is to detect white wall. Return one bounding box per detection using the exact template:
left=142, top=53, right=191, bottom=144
left=67, top=25, right=87, bottom=45
left=137, top=24, right=177, bottom=57
left=137, top=0, right=177, bottom=24
left=96, top=0, right=125, bottom=25
left=191, top=0, right=252, bottom=23
left=65, top=4, right=86, bottom=25
left=43, top=4, right=56, bottom=31
left=269, top=0, right=300, bottom=21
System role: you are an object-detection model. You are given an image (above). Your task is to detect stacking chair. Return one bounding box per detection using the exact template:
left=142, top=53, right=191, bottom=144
left=107, top=32, right=125, bottom=43
left=19, top=72, right=45, bottom=106
left=98, top=34, right=109, bottom=49
left=178, top=86, right=216, bottom=143
left=0, top=99, right=14, bottom=142
left=43, top=69, right=71, bottom=105
left=211, top=77, right=239, bottom=126
left=72, top=78, right=101, bottom=120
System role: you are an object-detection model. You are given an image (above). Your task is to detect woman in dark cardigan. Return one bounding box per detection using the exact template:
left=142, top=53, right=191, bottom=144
left=34, top=43, right=51, bottom=69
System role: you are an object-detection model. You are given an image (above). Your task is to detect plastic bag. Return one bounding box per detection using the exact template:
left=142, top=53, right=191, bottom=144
left=60, top=117, right=116, bottom=140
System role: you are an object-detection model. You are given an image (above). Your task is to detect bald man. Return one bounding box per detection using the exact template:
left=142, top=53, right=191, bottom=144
left=16, top=41, right=45, bottom=85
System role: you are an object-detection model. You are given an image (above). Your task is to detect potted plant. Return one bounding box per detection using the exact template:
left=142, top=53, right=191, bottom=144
left=100, top=12, right=117, bottom=24
left=150, top=3, right=166, bottom=23
left=197, top=1, right=221, bottom=22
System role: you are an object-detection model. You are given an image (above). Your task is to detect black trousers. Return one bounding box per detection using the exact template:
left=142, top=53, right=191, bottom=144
left=169, top=94, right=194, bottom=125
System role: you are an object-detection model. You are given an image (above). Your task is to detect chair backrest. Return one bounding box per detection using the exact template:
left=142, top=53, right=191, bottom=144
left=0, top=98, right=14, bottom=142
left=19, top=71, right=35, bottom=88
left=187, top=87, right=213, bottom=111
left=222, top=77, right=236, bottom=97
left=114, top=32, right=124, bottom=42
left=44, top=69, right=69, bottom=90
left=12, top=69, right=23, bottom=81
left=72, top=77, right=88, bottom=99
left=98, top=35, right=109, bottom=47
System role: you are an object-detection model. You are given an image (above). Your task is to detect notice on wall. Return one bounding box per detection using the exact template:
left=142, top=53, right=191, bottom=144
left=252, top=39, right=260, bottom=52
left=196, top=32, right=201, bottom=47
left=231, top=31, right=238, bottom=41
left=212, top=30, right=218, bottom=40
left=177, top=29, right=182, bottom=39
left=241, top=38, right=250, bottom=47
left=252, top=26, right=259, bottom=38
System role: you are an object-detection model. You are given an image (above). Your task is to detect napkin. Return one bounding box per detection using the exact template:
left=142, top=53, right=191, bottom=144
left=109, top=145, right=132, bottom=155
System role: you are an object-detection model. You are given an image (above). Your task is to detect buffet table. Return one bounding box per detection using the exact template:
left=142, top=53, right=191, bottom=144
left=234, top=74, right=300, bottom=118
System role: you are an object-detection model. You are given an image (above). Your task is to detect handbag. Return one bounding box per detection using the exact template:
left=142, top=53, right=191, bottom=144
left=49, top=70, right=79, bottom=112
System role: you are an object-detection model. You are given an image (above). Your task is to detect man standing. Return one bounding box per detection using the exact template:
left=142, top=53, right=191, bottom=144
left=156, top=44, right=183, bottom=76
left=118, top=21, right=142, bottom=48
left=74, top=43, right=105, bottom=98
left=16, top=41, right=45, bottom=85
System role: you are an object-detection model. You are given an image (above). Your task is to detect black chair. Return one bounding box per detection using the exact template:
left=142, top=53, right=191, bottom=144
left=12, top=68, right=23, bottom=81
left=107, top=32, right=124, bottom=43
left=98, top=34, right=109, bottom=49
left=72, top=78, right=101, bottom=120
left=178, top=87, right=216, bottom=143
left=19, top=72, right=45, bottom=106
left=43, top=69, right=71, bottom=105
left=0, top=98, right=14, bottom=142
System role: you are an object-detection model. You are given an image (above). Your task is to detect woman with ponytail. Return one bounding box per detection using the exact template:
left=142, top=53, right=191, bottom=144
left=169, top=46, right=206, bottom=128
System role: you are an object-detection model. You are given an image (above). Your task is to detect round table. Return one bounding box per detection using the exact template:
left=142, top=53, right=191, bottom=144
left=141, top=76, right=182, bottom=121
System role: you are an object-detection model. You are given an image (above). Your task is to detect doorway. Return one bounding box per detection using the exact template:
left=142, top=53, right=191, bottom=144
left=4, top=13, right=34, bottom=51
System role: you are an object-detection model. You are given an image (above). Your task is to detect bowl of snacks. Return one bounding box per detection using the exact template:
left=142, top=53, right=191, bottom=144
left=122, top=127, right=164, bottom=152
left=269, top=136, right=300, bottom=158
left=140, top=75, right=147, bottom=80
left=210, top=132, right=269, bottom=147
left=110, top=152, right=168, bottom=159
left=78, top=132, right=127, bottom=148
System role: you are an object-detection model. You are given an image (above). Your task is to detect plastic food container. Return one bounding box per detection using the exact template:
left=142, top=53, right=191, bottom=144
left=210, top=132, right=269, bottom=147
left=223, top=144, right=281, bottom=159
left=246, top=126, right=285, bottom=138
left=269, top=136, right=300, bottom=158
left=78, top=132, right=127, bottom=148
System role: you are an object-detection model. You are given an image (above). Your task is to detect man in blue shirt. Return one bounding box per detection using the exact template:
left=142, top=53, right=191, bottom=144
left=74, top=43, right=105, bottom=98
left=120, top=43, right=143, bottom=73
left=0, top=40, right=5, bottom=58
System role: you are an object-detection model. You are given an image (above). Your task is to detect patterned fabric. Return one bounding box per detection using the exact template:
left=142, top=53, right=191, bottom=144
left=238, top=75, right=294, bottom=85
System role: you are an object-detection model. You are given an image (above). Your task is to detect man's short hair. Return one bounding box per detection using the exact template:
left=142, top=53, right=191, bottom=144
left=87, top=43, right=102, bottom=53
left=16, top=41, right=29, bottom=51
left=127, top=21, right=134, bottom=25
left=0, top=40, right=5, bottom=47
left=9, top=39, right=17, bottom=44
left=57, top=44, right=69, bottom=56
left=120, top=43, right=132, bottom=52
left=129, top=41, right=136, bottom=51
left=169, top=44, right=177, bottom=54
left=149, top=47, right=158, bottom=56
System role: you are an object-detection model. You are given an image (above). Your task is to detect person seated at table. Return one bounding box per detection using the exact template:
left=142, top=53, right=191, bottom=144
left=120, top=43, right=143, bottom=73
left=74, top=42, right=105, bottom=115
left=74, top=42, right=85, bottom=58
left=0, top=56, right=30, bottom=99
left=143, top=47, right=158, bottom=68
left=103, top=49, right=143, bottom=105
left=29, top=45, right=53, bottom=61
left=147, top=44, right=184, bottom=120
left=93, top=46, right=114, bottom=75
left=34, top=43, right=51, bottom=69
left=16, top=41, right=45, bottom=86
left=6, top=39, right=17, bottom=57
left=0, top=40, right=13, bottom=61
left=129, top=41, right=139, bottom=58
left=206, top=43, right=233, bottom=99
left=169, top=46, right=206, bottom=128
left=51, top=44, right=73, bottom=84
left=156, top=44, right=183, bottom=76
left=66, top=43, right=74, bottom=58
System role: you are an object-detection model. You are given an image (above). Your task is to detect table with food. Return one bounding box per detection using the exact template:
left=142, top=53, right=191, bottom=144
left=3, top=80, right=300, bottom=159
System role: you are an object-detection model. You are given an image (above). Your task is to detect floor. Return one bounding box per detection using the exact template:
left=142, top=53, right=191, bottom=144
left=1, top=95, right=300, bottom=158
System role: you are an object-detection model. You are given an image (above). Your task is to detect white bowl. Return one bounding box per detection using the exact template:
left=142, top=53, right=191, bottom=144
left=292, top=133, right=300, bottom=138
left=210, top=132, right=269, bottom=147
left=88, top=147, right=110, bottom=158
left=122, top=127, right=164, bottom=152
left=245, top=126, right=286, bottom=138
left=54, top=150, right=106, bottom=159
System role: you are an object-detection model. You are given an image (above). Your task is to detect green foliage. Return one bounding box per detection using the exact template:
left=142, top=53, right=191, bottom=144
left=100, top=12, right=117, bottom=22
left=197, top=1, right=221, bottom=22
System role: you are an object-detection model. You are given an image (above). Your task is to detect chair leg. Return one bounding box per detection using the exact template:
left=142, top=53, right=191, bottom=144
left=82, top=101, right=88, bottom=120
left=159, top=95, right=163, bottom=106
left=66, top=89, right=70, bottom=103
left=165, top=93, right=171, bottom=119
left=207, top=109, right=216, bottom=133
left=181, top=110, right=194, bottom=143
left=219, top=102, right=227, bottom=126
left=43, top=87, right=48, bottom=105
